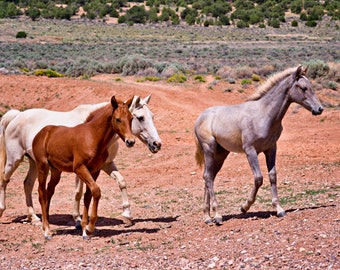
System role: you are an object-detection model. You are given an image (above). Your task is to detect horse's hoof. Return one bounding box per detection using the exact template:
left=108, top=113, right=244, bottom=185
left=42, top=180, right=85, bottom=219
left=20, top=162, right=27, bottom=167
left=31, top=219, right=42, bottom=226
left=82, top=235, right=91, bottom=241
left=214, top=217, right=223, bottom=226
left=44, top=235, right=52, bottom=240
left=240, top=206, right=248, bottom=214
left=75, top=220, right=82, bottom=230
left=120, top=215, right=134, bottom=227
left=277, top=210, right=286, bottom=218
left=204, top=219, right=214, bottom=226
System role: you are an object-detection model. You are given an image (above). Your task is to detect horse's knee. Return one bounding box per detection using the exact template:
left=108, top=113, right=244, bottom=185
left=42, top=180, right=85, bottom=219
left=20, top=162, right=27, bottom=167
left=91, top=186, right=101, bottom=200
left=254, top=176, right=263, bottom=187
left=111, top=171, right=126, bottom=189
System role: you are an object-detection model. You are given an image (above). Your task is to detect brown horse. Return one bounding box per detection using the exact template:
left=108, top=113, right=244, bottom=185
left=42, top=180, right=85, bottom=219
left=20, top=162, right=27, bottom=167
left=33, top=96, right=135, bottom=240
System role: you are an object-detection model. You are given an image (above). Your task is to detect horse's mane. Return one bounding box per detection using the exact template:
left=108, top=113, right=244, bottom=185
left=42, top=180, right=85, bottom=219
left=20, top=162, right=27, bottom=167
left=247, top=67, right=298, bottom=101
left=85, top=103, right=112, bottom=122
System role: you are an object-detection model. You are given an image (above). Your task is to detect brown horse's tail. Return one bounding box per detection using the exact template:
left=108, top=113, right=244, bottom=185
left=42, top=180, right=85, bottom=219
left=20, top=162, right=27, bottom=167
left=195, top=135, right=205, bottom=168
left=0, top=110, right=21, bottom=178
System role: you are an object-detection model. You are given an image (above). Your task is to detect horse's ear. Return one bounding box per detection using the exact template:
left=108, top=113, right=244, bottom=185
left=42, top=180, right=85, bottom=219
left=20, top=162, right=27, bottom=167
left=124, top=96, right=135, bottom=109
left=111, top=96, right=118, bottom=110
left=293, top=66, right=303, bottom=81
left=303, top=65, right=308, bottom=75
left=143, top=94, right=152, bottom=104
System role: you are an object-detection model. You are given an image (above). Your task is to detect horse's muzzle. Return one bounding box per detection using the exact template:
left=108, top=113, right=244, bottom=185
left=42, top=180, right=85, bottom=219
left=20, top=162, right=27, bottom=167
left=125, top=139, right=135, bottom=148
left=312, top=106, right=323, bottom=115
left=149, top=141, right=162, bottom=153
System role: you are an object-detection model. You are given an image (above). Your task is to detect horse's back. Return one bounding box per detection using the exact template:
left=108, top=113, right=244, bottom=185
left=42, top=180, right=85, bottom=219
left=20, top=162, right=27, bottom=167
left=195, top=104, right=247, bottom=153
left=4, top=105, right=105, bottom=160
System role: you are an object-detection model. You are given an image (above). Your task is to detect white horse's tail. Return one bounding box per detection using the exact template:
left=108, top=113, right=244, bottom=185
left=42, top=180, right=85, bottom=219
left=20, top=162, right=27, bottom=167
left=0, top=110, right=21, bottom=177
left=195, top=135, right=205, bottom=168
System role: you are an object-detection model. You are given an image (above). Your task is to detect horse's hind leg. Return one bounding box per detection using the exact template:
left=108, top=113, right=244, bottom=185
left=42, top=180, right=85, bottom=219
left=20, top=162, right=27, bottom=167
left=202, top=143, right=229, bottom=225
left=264, top=148, right=285, bottom=217
left=37, top=162, right=53, bottom=240
left=241, top=146, right=263, bottom=213
left=46, top=167, right=62, bottom=215
left=24, top=157, right=41, bottom=224
left=102, top=161, right=133, bottom=226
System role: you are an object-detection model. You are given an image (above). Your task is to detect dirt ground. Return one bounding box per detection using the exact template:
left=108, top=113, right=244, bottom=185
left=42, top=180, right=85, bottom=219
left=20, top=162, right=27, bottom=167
left=0, top=73, right=339, bottom=269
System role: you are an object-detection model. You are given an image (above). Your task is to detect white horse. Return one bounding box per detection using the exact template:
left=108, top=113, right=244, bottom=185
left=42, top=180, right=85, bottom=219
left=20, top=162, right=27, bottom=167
left=0, top=94, right=161, bottom=227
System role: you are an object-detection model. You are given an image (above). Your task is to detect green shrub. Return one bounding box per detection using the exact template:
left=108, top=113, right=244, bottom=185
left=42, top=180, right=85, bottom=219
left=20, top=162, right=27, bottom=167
left=167, top=73, right=187, bottom=83
left=291, top=20, right=298, bottom=27
left=251, top=74, right=260, bottom=82
left=305, top=20, right=317, bottom=27
left=328, top=81, right=338, bottom=90
left=145, top=76, right=161, bottom=82
left=34, top=69, right=63, bottom=77
left=194, top=75, right=206, bottom=82
left=236, top=20, right=248, bottom=28
left=241, top=79, right=252, bottom=85
left=16, top=31, right=27, bottom=38
left=304, top=60, right=330, bottom=79
left=268, top=18, right=280, bottom=28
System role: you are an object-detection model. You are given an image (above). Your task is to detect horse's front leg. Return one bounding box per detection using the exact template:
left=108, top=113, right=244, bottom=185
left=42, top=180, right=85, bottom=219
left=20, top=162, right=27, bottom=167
left=264, top=148, right=285, bottom=217
left=37, top=163, right=52, bottom=240
left=241, top=146, right=263, bottom=213
left=23, top=158, right=41, bottom=225
left=102, top=161, right=133, bottom=226
left=0, top=152, right=23, bottom=217
left=76, top=166, right=101, bottom=240
left=72, top=176, right=83, bottom=230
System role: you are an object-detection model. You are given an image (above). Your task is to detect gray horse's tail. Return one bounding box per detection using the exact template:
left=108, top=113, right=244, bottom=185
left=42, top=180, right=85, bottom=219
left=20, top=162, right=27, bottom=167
left=0, top=110, right=21, bottom=177
left=195, top=136, right=204, bottom=168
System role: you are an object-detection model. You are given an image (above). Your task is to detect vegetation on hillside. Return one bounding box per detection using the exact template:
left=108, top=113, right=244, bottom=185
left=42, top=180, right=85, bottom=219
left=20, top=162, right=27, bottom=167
left=0, top=0, right=339, bottom=28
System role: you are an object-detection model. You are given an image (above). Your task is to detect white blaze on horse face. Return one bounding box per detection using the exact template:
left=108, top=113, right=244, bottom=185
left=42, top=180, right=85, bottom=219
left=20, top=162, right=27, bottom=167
left=131, top=95, right=161, bottom=153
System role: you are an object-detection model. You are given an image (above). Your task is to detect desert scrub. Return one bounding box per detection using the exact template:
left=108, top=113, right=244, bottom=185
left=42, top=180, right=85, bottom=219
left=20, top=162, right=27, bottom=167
left=241, top=79, right=252, bottom=85
left=34, top=69, right=63, bottom=77
left=136, top=76, right=161, bottom=82
left=194, top=75, right=206, bottom=82
left=304, top=59, right=330, bottom=79
left=16, top=31, right=27, bottom=38
left=114, top=54, right=153, bottom=76
left=145, top=76, right=161, bottom=82
left=167, top=73, right=187, bottom=83
left=327, top=81, right=338, bottom=90
left=251, top=74, right=261, bottom=82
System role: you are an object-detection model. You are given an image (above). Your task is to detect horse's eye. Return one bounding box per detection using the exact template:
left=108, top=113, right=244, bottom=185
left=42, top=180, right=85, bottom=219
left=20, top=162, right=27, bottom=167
left=137, top=116, right=144, bottom=122
left=116, top=118, right=121, bottom=123
left=300, top=86, right=307, bottom=92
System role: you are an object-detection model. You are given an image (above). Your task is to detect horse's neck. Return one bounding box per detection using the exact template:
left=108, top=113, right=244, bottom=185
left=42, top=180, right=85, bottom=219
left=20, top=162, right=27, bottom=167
left=258, top=78, right=292, bottom=123
left=87, top=105, right=115, bottom=148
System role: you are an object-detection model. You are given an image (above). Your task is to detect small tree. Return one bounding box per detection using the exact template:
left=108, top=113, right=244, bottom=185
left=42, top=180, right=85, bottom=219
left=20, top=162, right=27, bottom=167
left=25, top=7, right=41, bottom=21
left=16, top=31, right=27, bottom=38
left=291, top=20, right=298, bottom=27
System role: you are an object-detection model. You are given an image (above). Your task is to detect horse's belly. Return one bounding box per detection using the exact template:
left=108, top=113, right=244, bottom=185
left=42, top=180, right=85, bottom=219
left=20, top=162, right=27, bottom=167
left=217, top=136, right=244, bottom=153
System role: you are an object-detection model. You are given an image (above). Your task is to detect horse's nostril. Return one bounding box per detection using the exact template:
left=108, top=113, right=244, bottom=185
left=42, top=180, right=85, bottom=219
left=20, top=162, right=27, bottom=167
left=153, top=141, right=162, bottom=149
left=319, top=107, right=324, bottom=113
left=126, top=140, right=135, bottom=147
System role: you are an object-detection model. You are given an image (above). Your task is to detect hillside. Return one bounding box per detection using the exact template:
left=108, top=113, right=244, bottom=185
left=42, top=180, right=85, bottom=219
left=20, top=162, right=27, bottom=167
left=1, top=0, right=339, bottom=27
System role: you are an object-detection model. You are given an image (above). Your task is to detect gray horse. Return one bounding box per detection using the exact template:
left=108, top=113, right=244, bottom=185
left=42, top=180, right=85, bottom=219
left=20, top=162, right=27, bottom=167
left=194, top=66, right=323, bottom=225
